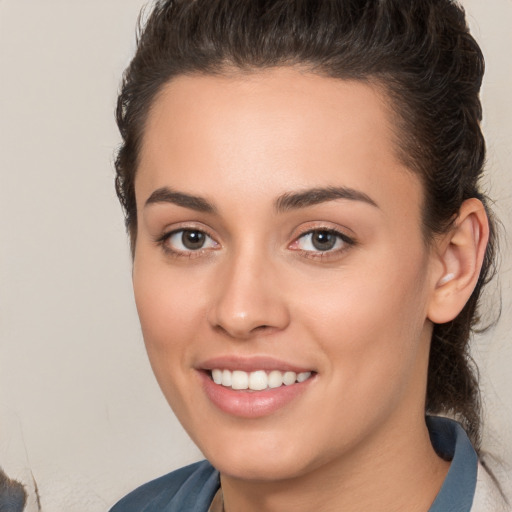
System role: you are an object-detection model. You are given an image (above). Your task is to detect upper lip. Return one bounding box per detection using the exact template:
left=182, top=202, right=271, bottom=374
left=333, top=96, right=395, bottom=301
left=197, top=355, right=315, bottom=373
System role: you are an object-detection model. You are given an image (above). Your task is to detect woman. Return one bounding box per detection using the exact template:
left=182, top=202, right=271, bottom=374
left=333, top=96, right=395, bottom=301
left=110, top=0, right=508, bottom=510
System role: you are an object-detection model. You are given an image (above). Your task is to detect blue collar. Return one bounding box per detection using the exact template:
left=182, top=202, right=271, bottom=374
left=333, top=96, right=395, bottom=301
left=427, top=416, right=478, bottom=511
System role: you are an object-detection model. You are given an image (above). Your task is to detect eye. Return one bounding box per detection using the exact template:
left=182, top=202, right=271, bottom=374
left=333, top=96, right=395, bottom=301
left=290, top=229, right=353, bottom=254
left=162, top=229, right=218, bottom=253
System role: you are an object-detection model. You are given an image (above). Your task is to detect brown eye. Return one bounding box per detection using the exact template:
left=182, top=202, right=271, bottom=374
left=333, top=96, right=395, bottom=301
left=297, top=230, right=345, bottom=252
left=181, top=230, right=206, bottom=250
left=310, top=231, right=337, bottom=251
left=164, top=229, right=218, bottom=253
left=289, top=228, right=355, bottom=256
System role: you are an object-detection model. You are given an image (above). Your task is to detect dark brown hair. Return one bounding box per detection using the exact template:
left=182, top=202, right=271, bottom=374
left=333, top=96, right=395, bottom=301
left=115, top=0, right=498, bottom=447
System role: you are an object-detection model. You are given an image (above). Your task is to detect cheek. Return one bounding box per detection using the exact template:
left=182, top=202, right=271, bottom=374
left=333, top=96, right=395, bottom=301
left=294, top=244, right=431, bottom=397
left=132, top=256, right=206, bottom=372
left=131, top=258, right=213, bottom=430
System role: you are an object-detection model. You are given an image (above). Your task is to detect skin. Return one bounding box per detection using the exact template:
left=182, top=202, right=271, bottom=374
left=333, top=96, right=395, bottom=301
left=132, top=68, right=487, bottom=512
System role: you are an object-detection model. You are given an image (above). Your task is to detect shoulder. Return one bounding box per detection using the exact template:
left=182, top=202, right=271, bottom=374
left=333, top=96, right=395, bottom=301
left=109, top=460, right=220, bottom=512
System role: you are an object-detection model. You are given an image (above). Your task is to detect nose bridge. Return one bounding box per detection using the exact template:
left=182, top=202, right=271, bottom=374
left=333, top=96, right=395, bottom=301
left=208, top=241, right=289, bottom=338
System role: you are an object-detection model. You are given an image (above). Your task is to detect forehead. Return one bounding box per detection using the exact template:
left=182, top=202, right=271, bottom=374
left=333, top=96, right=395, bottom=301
left=137, top=68, right=422, bottom=219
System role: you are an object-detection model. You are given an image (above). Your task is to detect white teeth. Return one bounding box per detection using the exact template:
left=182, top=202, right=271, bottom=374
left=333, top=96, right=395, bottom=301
left=282, top=371, right=297, bottom=385
left=231, top=370, right=249, bottom=390
left=210, top=369, right=312, bottom=390
left=212, top=369, right=223, bottom=385
left=268, top=370, right=284, bottom=388
left=248, top=370, right=268, bottom=391
left=297, top=371, right=311, bottom=383
left=221, top=369, right=232, bottom=387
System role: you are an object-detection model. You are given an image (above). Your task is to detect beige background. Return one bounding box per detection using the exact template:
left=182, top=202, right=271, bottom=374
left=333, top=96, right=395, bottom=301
left=0, top=1, right=510, bottom=510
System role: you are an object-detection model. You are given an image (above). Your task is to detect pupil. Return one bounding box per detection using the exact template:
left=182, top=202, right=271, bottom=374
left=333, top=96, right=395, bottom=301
left=312, top=231, right=336, bottom=251
left=182, top=230, right=205, bottom=250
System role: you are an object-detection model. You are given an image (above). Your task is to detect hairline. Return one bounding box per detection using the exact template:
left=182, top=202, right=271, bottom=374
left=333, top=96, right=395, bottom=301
left=128, top=65, right=434, bottom=255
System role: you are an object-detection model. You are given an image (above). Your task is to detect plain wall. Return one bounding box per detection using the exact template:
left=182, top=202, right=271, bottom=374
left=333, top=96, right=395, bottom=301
left=0, top=1, right=510, bottom=510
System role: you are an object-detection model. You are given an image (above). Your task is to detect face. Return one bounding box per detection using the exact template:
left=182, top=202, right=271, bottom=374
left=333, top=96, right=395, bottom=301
left=133, top=69, right=438, bottom=481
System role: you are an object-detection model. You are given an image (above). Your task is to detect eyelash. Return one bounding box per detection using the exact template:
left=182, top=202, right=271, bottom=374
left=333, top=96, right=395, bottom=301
left=288, top=228, right=356, bottom=260
left=156, top=227, right=356, bottom=259
left=156, top=227, right=219, bottom=258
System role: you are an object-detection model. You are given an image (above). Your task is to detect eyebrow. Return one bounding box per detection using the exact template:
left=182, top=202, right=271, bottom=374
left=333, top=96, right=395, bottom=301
left=274, top=186, right=378, bottom=212
left=145, top=187, right=216, bottom=213
left=144, top=185, right=378, bottom=214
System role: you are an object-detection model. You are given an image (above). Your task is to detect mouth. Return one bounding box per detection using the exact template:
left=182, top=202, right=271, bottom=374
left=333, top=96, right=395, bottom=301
left=198, top=356, right=317, bottom=417
left=209, top=369, right=314, bottom=391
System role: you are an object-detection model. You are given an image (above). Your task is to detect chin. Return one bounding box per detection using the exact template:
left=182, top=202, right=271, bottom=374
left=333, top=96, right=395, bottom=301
left=194, top=425, right=327, bottom=482
left=210, top=452, right=311, bottom=482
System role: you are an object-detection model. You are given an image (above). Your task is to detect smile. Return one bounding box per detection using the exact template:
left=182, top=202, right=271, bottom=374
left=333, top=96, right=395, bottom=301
left=210, top=369, right=313, bottom=391
left=200, top=363, right=316, bottom=418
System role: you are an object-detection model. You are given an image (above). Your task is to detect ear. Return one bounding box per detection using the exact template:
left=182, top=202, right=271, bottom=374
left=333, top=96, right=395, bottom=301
left=427, top=198, right=489, bottom=324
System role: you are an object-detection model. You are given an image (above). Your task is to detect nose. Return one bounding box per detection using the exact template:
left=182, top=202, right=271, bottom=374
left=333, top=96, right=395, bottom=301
left=207, top=251, right=290, bottom=339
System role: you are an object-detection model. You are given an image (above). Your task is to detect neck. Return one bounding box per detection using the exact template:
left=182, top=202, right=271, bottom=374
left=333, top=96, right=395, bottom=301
left=220, top=413, right=450, bottom=512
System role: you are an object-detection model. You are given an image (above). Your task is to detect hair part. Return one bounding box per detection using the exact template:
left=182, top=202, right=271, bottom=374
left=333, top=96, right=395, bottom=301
left=115, top=0, right=498, bottom=448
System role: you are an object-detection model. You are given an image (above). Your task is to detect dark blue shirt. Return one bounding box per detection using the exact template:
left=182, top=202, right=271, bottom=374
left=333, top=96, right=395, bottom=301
left=110, top=416, right=478, bottom=512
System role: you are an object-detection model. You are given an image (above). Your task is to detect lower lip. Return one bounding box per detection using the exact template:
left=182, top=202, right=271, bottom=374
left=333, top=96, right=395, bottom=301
left=199, top=371, right=314, bottom=418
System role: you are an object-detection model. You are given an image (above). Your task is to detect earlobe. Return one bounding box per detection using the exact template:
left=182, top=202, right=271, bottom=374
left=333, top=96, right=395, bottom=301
left=427, top=198, right=489, bottom=324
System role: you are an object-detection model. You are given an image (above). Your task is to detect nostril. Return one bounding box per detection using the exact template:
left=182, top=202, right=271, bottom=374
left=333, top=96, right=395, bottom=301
left=211, top=322, right=276, bottom=340
left=254, top=325, right=270, bottom=331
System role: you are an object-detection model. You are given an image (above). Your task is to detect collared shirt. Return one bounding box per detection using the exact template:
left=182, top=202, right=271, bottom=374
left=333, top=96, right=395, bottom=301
left=109, top=417, right=509, bottom=512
